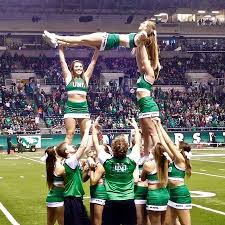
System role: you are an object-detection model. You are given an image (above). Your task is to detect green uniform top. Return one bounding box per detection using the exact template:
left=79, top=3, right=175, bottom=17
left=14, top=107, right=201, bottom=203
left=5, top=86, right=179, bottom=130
left=168, top=162, right=185, bottom=182
left=53, top=174, right=64, bottom=187
left=65, top=77, right=88, bottom=95
left=63, top=157, right=84, bottom=197
left=99, top=148, right=139, bottom=201
left=147, top=161, right=160, bottom=184
left=136, top=74, right=153, bottom=95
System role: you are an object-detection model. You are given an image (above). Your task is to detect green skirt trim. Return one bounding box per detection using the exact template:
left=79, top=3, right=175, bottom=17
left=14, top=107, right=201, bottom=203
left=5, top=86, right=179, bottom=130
left=138, top=96, right=159, bottom=118
left=64, top=101, right=90, bottom=119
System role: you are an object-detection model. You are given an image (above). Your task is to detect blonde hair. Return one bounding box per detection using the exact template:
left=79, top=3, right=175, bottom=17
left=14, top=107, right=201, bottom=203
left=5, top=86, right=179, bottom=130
left=143, top=20, right=160, bottom=78
left=111, top=136, right=128, bottom=159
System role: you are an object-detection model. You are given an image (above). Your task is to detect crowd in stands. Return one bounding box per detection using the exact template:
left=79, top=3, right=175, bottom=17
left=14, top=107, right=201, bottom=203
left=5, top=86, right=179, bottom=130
left=3, top=34, right=225, bottom=53
left=197, top=18, right=222, bottom=26
left=0, top=84, right=40, bottom=134
left=32, top=81, right=225, bottom=131
left=0, top=50, right=224, bottom=134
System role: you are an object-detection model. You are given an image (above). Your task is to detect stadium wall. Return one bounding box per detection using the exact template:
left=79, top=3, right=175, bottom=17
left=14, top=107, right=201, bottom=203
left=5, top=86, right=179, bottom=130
left=0, top=19, right=225, bottom=37
left=0, top=131, right=224, bottom=151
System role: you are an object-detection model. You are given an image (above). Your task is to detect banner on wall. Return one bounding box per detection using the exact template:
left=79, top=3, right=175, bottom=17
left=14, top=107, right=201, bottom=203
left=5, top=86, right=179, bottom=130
left=39, top=131, right=225, bottom=149
left=168, top=131, right=225, bottom=145
left=20, top=136, right=41, bottom=148
left=0, top=131, right=224, bottom=151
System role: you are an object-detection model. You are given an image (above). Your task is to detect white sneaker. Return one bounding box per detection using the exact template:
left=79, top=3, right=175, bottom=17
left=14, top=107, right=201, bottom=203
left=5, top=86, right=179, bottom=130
left=42, top=30, right=58, bottom=48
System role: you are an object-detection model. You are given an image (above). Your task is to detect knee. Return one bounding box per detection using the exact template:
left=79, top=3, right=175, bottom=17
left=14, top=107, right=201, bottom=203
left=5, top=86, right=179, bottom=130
left=142, top=125, right=151, bottom=136
left=66, top=130, right=75, bottom=137
left=145, top=126, right=155, bottom=136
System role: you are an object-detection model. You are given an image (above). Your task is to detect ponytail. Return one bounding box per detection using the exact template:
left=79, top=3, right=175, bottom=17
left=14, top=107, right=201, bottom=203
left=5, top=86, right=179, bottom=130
left=145, top=20, right=160, bottom=79
left=154, top=143, right=168, bottom=186
left=45, top=146, right=56, bottom=189
left=179, top=142, right=192, bottom=177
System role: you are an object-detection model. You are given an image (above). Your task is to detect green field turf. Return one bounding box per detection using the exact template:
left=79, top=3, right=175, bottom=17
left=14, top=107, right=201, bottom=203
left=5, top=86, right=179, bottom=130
left=0, top=150, right=225, bottom=225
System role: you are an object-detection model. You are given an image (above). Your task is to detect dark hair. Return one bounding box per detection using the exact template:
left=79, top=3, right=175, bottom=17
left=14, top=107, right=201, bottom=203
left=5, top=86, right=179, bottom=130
left=111, top=136, right=128, bottom=159
left=179, top=141, right=192, bottom=177
left=154, top=143, right=168, bottom=186
left=103, top=144, right=111, bottom=154
left=55, top=142, right=68, bottom=159
left=45, top=146, right=56, bottom=189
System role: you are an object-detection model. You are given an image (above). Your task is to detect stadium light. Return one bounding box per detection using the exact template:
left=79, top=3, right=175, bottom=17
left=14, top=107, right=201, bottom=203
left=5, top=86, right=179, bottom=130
left=198, top=10, right=206, bottom=13
left=159, top=13, right=168, bottom=16
left=212, top=11, right=219, bottom=14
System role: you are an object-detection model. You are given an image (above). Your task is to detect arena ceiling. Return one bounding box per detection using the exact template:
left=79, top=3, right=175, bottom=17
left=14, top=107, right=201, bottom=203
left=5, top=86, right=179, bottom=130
left=0, top=0, right=224, bottom=15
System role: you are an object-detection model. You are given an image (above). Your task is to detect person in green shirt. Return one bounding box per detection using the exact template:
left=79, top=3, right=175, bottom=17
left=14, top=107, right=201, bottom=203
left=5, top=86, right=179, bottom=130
left=53, top=120, right=92, bottom=225
left=141, top=143, right=170, bottom=225
left=59, top=44, right=99, bottom=145
left=88, top=118, right=112, bottom=225
left=153, top=118, right=192, bottom=225
left=43, top=146, right=65, bottom=225
left=42, top=20, right=155, bottom=50
left=93, top=117, right=141, bottom=225
left=134, top=34, right=161, bottom=156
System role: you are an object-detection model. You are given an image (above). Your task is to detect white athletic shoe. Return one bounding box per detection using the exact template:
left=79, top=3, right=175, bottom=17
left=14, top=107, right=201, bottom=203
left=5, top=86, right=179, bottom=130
left=42, top=30, right=58, bottom=48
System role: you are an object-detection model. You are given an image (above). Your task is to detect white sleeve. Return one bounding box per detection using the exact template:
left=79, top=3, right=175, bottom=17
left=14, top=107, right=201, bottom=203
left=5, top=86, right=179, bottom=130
left=64, top=157, right=79, bottom=169
left=128, top=146, right=140, bottom=164
left=98, top=148, right=112, bottom=165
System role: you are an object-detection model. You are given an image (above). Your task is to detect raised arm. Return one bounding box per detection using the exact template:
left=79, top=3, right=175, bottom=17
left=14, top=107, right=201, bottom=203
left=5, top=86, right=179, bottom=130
left=92, top=116, right=102, bottom=154
left=84, top=49, right=99, bottom=84
left=135, top=47, right=145, bottom=74
left=75, top=120, right=92, bottom=160
left=58, top=45, right=71, bottom=84
left=90, top=163, right=105, bottom=185
left=138, top=44, right=155, bottom=83
left=128, top=118, right=141, bottom=162
left=156, top=119, right=184, bottom=163
left=153, top=119, right=174, bottom=160
left=82, top=161, right=90, bottom=182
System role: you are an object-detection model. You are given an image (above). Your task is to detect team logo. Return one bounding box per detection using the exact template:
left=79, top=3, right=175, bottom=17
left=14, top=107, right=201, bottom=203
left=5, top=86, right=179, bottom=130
left=113, top=163, right=127, bottom=173
left=73, top=81, right=85, bottom=88
left=21, top=137, right=39, bottom=148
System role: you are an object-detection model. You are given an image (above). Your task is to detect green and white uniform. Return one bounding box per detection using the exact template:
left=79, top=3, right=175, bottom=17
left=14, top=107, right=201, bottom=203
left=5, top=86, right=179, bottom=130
left=168, top=162, right=192, bottom=209
left=134, top=157, right=148, bottom=205
left=90, top=180, right=107, bottom=205
left=146, top=162, right=169, bottom=211
left=64, top=157, right=84, bottom=197
left=99, top=148, right=139, bottom=200
left=136, top=74, right=159, bottom=118
left=100, top=32, right=137, bottom=51
left=46, top=174, right=64, bottom=207
left=64, top=77, right=90, bottom=119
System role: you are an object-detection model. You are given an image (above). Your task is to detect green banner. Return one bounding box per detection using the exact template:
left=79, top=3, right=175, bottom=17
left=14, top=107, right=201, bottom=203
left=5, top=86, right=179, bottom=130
left=168, top=131, right=225, bottom=145
left=0, top=131, right=224, bottom=151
